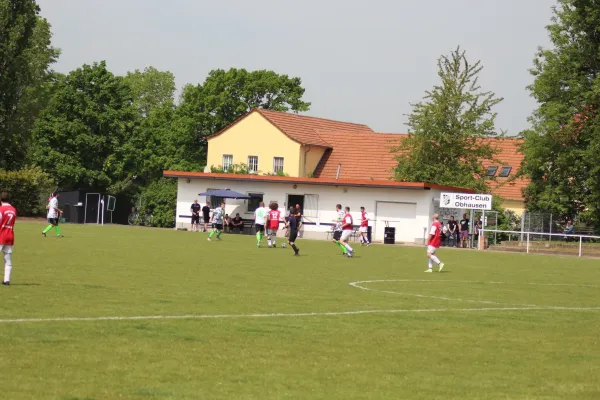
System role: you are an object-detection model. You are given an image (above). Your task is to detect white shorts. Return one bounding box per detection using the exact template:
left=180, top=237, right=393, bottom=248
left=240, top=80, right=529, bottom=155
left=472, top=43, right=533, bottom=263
left=0, top=245, right=13, bottom=254
left=340, top=230, right=352, bottom=242
left=427, top=245, right=438, bottom=255
left=359, top=226, right=368, bottom=233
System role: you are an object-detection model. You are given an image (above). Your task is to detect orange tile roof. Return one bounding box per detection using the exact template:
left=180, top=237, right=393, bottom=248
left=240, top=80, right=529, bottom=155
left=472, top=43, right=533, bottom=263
left=312, top=134, right=528, bottom=201
left=162, top=171, right=476, bottom=193
left=313, top=131, right=403, bottom=180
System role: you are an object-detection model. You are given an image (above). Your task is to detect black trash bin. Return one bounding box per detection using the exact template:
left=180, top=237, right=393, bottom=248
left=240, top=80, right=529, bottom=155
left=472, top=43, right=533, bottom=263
left=384, top=227, right=396, bottom=244
left=367, top=226, right=372, bottom=244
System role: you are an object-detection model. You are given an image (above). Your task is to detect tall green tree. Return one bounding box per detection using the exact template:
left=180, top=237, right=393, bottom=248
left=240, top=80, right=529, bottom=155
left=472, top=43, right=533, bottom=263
left=31, top=61, right=137, bottom=193
left=521, top=0, right=600, bottom=229
left=179, top=68, right=311, bottom=140
left=123, top=66, right=201, bottom=183
left=393, top=48, right=503, bottom=191
left=124, top=66, right=176, bottom=117
left=0, top=1, right=60, bottom=169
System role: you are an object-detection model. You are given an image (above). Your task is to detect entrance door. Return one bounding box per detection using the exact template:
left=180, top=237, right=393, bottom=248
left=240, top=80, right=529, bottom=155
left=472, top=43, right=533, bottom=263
left=85, top=193, right=101, bottom=224
left=374, top=202, right=418, bottom=243
left=287, top=194, right=304, bottom=215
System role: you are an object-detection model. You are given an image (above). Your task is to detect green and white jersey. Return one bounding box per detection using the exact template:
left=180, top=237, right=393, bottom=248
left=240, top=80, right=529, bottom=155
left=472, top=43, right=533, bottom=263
left=254, top=207, right=268, bottom=225
left=212, top=207, right=225, bottom=224
left=334, top=210, right=345, bottom=231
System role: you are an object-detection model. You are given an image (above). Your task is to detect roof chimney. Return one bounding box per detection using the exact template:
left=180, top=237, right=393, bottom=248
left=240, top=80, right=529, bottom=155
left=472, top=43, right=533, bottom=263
left=336, top=164, right=341, bottom=179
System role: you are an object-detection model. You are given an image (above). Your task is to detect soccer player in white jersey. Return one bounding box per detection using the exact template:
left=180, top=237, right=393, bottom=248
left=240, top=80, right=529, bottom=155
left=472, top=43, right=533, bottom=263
left=331, top=204, right=348, bottom=255
left=254, top=202, right=268, bottom=247
left=207, top=203, right=225, bottom=241
left=340, top=206, right=355, bottom=257
left=42, top=192, right=63, bottom=238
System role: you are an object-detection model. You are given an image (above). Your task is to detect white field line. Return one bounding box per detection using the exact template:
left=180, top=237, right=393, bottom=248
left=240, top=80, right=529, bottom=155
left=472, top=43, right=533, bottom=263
left=1, top=306, right=600, bottom=324
left=348, top=280, right=600, bottom=308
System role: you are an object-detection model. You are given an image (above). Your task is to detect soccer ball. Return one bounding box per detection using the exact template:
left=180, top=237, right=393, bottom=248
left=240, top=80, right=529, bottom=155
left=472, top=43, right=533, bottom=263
left=281, top=243, right=287, bottom=248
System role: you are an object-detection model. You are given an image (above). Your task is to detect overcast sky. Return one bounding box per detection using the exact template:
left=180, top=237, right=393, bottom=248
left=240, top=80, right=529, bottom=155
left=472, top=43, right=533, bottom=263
left=37, top=0, right=555, bottom=135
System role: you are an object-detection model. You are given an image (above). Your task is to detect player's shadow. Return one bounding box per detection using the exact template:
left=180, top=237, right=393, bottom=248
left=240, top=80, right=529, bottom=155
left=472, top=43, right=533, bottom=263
left=9, top=283, right=41, bottom=286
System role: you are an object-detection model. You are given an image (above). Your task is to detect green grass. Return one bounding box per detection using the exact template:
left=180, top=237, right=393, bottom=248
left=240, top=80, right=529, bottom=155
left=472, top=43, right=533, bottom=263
left=1, top=223, right=600, bottom=400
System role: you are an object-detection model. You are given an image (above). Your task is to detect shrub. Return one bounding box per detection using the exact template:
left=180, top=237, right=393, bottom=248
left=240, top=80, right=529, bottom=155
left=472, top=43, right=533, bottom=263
left=0, top=167, right=56, bottom=216
left=210, top=163, right=255, bottom=174
left=135, top=178, right=177, bottom=228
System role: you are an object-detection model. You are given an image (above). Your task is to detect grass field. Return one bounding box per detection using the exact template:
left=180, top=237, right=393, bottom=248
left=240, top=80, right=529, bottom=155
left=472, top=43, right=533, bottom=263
left=1, top=223, right=600, bottom=400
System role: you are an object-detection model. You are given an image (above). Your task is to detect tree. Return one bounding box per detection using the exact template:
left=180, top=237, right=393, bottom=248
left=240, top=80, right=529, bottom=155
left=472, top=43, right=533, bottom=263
left=124, top=66, right=176, bottom=117
left=393, top=48, right=503, bottom=191
left=179, top=68, right=311, bottom=140
left=30, top=61, right=137, bottom=193
left=123, top=66, right=202, bottom=183
left=0, top=1, right=60, bottom=169
left=521, top=0, right=600, bottom=230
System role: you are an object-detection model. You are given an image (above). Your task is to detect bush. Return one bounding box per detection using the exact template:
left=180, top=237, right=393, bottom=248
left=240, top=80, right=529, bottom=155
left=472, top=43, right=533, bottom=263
left=135, top=178, right=177, bottom=228
left=0, top=167, right=56, bottom=216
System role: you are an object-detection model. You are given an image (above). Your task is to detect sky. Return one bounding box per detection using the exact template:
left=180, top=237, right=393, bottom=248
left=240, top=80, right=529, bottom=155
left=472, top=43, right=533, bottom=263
left=37, top=0, right=556, bottom=135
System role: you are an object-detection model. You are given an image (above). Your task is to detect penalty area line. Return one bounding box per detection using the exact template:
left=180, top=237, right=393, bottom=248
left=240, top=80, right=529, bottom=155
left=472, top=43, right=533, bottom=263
left=1, top=307, right=600, bottom=324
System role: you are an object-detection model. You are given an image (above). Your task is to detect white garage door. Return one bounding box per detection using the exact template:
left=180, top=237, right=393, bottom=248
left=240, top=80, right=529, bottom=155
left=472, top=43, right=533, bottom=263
left=374, top=202, right=418, bottom=243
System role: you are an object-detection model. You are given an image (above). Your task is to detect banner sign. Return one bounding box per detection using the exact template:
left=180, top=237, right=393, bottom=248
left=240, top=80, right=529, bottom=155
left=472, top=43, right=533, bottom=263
left=440, top=193, right=492, bottom=210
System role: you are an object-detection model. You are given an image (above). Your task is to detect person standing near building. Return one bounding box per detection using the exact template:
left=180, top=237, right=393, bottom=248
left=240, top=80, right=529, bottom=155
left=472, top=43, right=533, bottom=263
left=254, top=202, right=268, bottom=247
left=42, top=192, right=63, bottom=238
left=190, top=200, right=201, bottom=232
left=425, top=214, right=445, bottom=273
left=447, top=216, right=458, bottom=247
left=285, top=207, right=300, bottom=256
left=266, top=203, right=282, bottom=248
left=202, top=202, right=211, bottom=232
left=294, top=204, right=303, bottom=238
left=459, top=213, right=470, bottom=248
left=0, top=192, right=17, bottom=285
left=331, top=204, right=347, bottom=255
left=207, top=202, right=225, bottom=241
left=340, top=206, right=355, bottom=257
left=359, top=206, right=370, bottom=246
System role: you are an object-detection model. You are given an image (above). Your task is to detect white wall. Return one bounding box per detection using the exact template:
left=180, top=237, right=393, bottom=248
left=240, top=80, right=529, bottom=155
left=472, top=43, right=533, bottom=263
left=175, top=178, right=443, bottom=243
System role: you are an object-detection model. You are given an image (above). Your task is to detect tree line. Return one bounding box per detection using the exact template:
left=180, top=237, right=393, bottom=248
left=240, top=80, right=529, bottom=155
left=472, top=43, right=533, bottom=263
left=1, top=0, right=599, bottom=231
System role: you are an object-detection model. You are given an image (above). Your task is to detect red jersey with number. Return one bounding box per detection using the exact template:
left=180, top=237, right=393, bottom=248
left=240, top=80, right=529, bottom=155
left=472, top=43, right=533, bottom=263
left=361, top=211, right=369, bottom=227
left=0, top=204, right=17, bottom=246
left=268, top=210, right=281, bottom=229
left=428, top=221, right=442, bottom=248
left=342, top=213, right=353, bottom=230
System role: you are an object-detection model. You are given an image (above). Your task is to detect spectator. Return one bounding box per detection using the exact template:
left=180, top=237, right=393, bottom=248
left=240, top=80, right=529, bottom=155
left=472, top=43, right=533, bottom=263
left=201, top=202, right=211, bottom=232
left=231, top=213, right=244, bottom=233
left=294, top=204, right=303, bottom=238
left=224, top=214, right=232, bottom=233
left=459, top=213, right=470, bottom=248
left=441, top=221, right=448, bottom=246
left=447, top=216, right=459, bottom=247
left=564, top=220, right=574, bottom=242
left=473, top=216, right=483, bottom=248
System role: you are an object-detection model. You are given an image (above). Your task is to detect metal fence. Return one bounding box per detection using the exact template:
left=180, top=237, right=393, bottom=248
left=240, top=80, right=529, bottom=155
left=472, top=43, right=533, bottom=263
left=481, top=229, right=600, bottom=258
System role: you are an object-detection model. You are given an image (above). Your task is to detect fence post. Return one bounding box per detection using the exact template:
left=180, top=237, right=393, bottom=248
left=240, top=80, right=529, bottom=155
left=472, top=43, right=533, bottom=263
left=526, top=232, right=530, bottom=254
left=549, top=213, right=552, bottom=243
left=579, top=236, right=582, bottom=258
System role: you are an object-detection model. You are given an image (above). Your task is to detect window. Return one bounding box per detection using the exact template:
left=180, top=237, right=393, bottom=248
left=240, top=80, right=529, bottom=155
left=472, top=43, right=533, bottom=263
left=303, top=194, right=319, bottom=218
left=248, top=156, right=258, bottom=173
left=222, top=154, right=233, bottom=172
left=499, top=166, right=512, bottom=177
left=486, top=166, right=498, bottom=177
left=273, top=157, right=284, bottom=174
left=247, top=193, right=263, bottom=212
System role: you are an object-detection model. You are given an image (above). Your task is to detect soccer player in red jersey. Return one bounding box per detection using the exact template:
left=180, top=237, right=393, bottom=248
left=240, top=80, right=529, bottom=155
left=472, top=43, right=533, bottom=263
left=339, top=206, right=355, bottom=258
left=359, top=206, right=370, bottom=246
left=266, top=202, right=282, bottom=248
left=0, top=192, right=17, bottom=285
left=425, top=213, right=445, bottom=273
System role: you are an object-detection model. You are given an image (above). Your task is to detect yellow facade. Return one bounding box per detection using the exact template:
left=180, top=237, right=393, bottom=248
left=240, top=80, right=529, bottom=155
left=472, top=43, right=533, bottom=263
left=501, top=199, right=526, bottom=215
left=302, top=145, right=327, bottom=177
left=207, top=112, right=301, bottom=176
